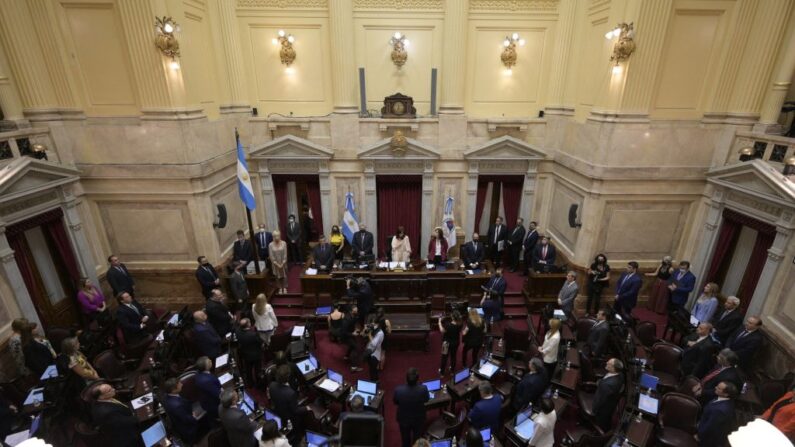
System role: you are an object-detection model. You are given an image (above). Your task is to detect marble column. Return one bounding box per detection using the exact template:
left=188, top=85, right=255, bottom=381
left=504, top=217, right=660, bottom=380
left=728, top=0, right=792, bottom=121
left=518, top=168, right=537, bottom=221
left=689, top=193, right=725, bottom=308
left=0, top=225, right=43, bottom=328
left=420, top=162, right=434, bottom=259
left=439, top=0, right=468, bottom=114
left=746, top=227, right=791, bottom=317
left=465, top=166, right=479, bottom=236
left=0, top=40, right=24, bottom=123
left=545, top=0, right=576, bottom=114
left=328, top=0, right=359, bottom=114
left=258, top=166, right=279, bottom=231
left=60, top=197, right=99, bottom=287
left=757, top=9, right=795, bottom=128
left=363, top=163, right=378, bottom=252
left=215, top=0, right=250, bottom=114
left=319, top=162, right=332, bottom=235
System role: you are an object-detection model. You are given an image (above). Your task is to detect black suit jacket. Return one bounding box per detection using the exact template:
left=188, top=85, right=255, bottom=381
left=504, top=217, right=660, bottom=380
left=233, top=239, right=254, bottom=264
left=220, top=406, right=258, bottom=447
left=196, top=264, right=220, bottom=299
left=462, top=241, right=485, bottom=267
left=682, top=336, right=718, bottom=378
left=508, top=226, right=526, bottom=246
left=195, top=371, right=222, bottom=420
left=698, top=398, right=735, bottom=447
left=116, top=301, right=146, bottom=342
left=486, top=224, right=508, bottom=250
left=286, top=222, right=301, bottom=243
left=268, top=382, right=306, bottom=424
left=236, top=328, right=263, bottom=363
left=256, top=231, right=273, bottom=259
left=532, top=243, right=557, bottom=267
left=312, top=243, right=335, bottom=270
left=106, top=264, right=134, bottom=296
left=393, top=383, right=430, bottom=426
left=165, top=394, right=199, bottom=443
left=523, top=230, right=539, bottom=257
left=92, top=400, right=140, bottom=447
left=23, top=339, right=56, bottom=377
left=725, top=328, right=763, bottom=370
left=587, top=321, right=609, bottom=358
left=513, top=370, right=548, bottom=411
left=700, top=366, right=742, bottom=404
left=351, top=231, right=374, bottom=257
left=711, top=309, right=743, bottom=344
left=593, top=374, right=624, bottom=429
left=205, top=299, right=233, bottom=337
left=193, top=322, right=222, bottom=359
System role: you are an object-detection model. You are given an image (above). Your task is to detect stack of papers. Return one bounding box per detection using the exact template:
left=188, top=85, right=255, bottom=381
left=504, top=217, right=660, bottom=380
left=465, top=270, right=474, bottom=275
left=291, top=326, right=306, bottom=337
left=218, top=372, right=234, bottom=385
left=305, top=268, right=318, bottom=275
left=318, top=378, right=340, bottom=392
left=131, top=393, right=154, bottom=410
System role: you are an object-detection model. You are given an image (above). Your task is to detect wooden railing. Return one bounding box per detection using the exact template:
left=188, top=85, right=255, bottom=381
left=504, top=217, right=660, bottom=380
left=728, top=131, right=795, bottom=165
left=0, top=127, right=60, bottom=164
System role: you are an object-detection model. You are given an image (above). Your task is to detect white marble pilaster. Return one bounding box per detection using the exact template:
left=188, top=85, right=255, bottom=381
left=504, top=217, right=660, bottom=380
left=465, top=163, right=479, bottom=236
left=319, top=161, right=332, bottom=235
left=60, top=197, right=98, bottom=286
left=746, top=227, right=791, bottom=317
left=363, top=163, right=378, bottom=255
left=0, top=224, right=42, bottom=328
left=688, top=193, right=725, bottom=309
left=420, top=161, right=434, bottom=259
left=259, top=165, right=279, bottom=231
left=519, top=163, right=537, bottom=221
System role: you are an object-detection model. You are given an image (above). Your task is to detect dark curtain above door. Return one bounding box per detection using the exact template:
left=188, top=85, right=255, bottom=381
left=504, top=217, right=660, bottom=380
left=376, top=175, right=422, bottom=259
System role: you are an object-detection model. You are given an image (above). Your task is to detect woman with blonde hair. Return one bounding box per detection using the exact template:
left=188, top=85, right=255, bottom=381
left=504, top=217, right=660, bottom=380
left=252, top=293, right=278, bottom=343
left=61, top=337, right=99, bottom=382
left=692, top=282, right=721, bottom=323
left=269, top=230, right=288, bottom=294
left=540, top=318, right=561, bottom=377
left=461, top=308, right=485, bottom=368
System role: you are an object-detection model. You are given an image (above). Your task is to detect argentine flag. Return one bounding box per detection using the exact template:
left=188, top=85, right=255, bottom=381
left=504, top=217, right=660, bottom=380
left=236, top=132, right=256, bottom=210
left=442, top=194, right=456, bottom=249
left=341, top=192, right=359, bottom=243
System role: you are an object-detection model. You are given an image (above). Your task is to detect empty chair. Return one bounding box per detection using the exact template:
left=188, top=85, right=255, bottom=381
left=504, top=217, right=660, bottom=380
left=92, top=350, right=139, bottom=392
left=650, top=342, right=683, bottom=390
left=178, top=371, right=200, bottom=403
left=426, top=408, right=466, bottom=440
left=656, top=392, right=701, bottom=447
left=46, top=327, right=73, bottom=354
left=579, top=351, right=606, bottom=383
left=504, top=325, right=530, bottom=354
left=635, top=321, right=659, bottom=350
left=115, top=326, right=154, bottom=361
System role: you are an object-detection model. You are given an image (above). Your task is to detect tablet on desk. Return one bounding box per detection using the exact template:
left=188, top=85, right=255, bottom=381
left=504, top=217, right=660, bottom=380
left=453, top=368, right=470, bottom=384
left=430, top=439, right=452, bottom=447
left=638, top=394, right=659, bottom=415
left=639, top=373, right=659, bottom=391
left=316, top=306, right=332, bottom=316
left=515, top=418, right=536, bottom=441
left=40, top=364, right=58, bottom=380
left=140, top=420, right=167, bottom=447
left=476, top=361, right=499, bottom=380
left=306, top=430, right=329, bottom=447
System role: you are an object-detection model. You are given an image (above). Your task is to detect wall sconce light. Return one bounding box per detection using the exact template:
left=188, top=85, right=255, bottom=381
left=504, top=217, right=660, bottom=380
left=389, top=32, right=409, bottom=68
left=155, top=16, right=181, bottom=60
left=272, top=30, right=296, bottom=67
left=31, top=143, right=48, bottom=161
left=783, top=156, right=795, bottom=176
left=738, top=147, right=755, bottom=162
left=501, top=33, right=525, bottom=73
left=606, top=22, right=635, bottom=66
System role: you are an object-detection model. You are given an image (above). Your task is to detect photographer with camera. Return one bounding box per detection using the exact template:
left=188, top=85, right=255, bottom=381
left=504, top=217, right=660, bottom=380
left=361, top=316, right=384, bottom=381
left=438, top=311, right=462, bottom=375
left=347, top=276, right=373, bottom=324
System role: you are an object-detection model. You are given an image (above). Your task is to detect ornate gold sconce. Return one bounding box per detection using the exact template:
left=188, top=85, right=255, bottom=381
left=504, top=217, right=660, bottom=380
left=389, top=32, right=409, bottom=68
left=155, top=16, right=180, bottom=59
left=606, top=22, right=635, bottom=67
left=500, top=33, right=525, bottom=75
left=272, top=30, right=296, bottom=67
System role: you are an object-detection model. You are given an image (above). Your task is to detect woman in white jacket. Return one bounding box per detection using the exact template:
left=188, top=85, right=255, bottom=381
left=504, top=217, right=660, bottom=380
left=252, top=293, right=278, bottom=343
left=540, top=318, right=561, bottom=378
left=528, top=397, right=557, bottom=447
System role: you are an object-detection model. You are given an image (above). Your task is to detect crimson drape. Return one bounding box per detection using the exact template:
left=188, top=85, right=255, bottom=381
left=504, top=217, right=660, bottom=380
left=736, top=231, right=774, bottom=312
left=305, top=180, right=324, bottom=240
left=705, top=218, right=741, bottom=284
left=473, top=182, right=488, bottom=234
left=44, top=217, right=80, bottom=283
left=501, top=178, right=523, bottom=225
left=7, top=234, right=45, bottom=323
left=377, top=175, right=422, bottom=259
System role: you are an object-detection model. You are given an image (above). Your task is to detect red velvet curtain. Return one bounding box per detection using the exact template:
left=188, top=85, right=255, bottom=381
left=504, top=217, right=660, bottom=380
left=705, top=218, right=741, bottom=284
left=43, top=218, right=80, bottom=283
left=377, top=175, right=422, bottom=259
left=305, top=179, right=324, bottom=240
left=501, top=178, right=523, bottom=226
left=7, top=235, right=42, bottom=318
left=736, top=231, right=775, bottom=312
left=473, top=182, right=488, bottom=234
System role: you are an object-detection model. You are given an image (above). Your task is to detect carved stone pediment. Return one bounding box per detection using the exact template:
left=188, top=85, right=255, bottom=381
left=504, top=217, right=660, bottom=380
left=0, top=157, right=80, bottom=201
left=464, top=135, right=546, bottom=160
left=249, top=134, right=333, bottom=159
left=358, top=136, right=440, bottom=160
left=707, top=160, right=795, bottom=208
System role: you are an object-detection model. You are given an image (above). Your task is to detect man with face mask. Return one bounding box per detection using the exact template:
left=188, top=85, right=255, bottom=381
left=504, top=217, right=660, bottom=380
left=286, top=214, right=303, bottom=264
left=195, top=256, right=220, bottom=299
left=351, top=223, right=374, bottom=262
left=462, top=233, right=485, bottom=269
left=481, top=268, right=507, bottom=321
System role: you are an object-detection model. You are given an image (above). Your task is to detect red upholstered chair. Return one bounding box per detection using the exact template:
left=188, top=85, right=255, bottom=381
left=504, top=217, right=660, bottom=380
left=178, top=371, right=200, bottom=403
left=114, top=326, right=154, bottom=361
left=504, top=324, right=530, bottom=354
left=92, top=350, right=139, bottom=393
left=650, top=341, right=683, bottom=390
left=73, top=420, right=104, bottom=447
left=656, top=392, right=701, bottom=447
left=575, top=317, right=596, bottom=343
left=426, top=408, right=466, bottom=440
left=676, top=375, right=702, bottom=399
left=197, top=427, right=230, bottom=447
left=564, top=426, right=613, bottom=447
left=579, top=351, right=606, bottom=383
left=635, top=321, right=660, bottom=350
left=46, top=327, right=73, bottom=354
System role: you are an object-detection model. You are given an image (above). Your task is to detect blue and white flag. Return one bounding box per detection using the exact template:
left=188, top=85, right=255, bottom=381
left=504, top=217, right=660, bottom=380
left=236, top=132, right=256, bottom=210
left=442, top=194, right=456, bottom=249
left=341, top=192, right=360, bottom=243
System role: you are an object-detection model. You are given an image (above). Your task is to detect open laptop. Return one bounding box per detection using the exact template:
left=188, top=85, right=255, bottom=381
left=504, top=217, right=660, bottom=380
left=515, top=415, right=536, bottom=441
left=140, top=420, right=167, bottom=447
left=327, top=368, right=344, bottom=386
left=638, top=394, right=659, bottom=415
left=475, top=360, right=500, bottom=380
left=306, top=430, right=330, bottom=447
left=349, top=379, right=377, bottom=405
left=215, top=353, right=229, bottom=369
left=423, top=379, right=441, bottom=399
left=480, top=427, right=491, bottom=442
left=430, top=439, right=452, bottom=447
left=316, top=306, right=332, bottom=316
left=238, top=390, right=257, bottom=416
left=264, top=409, right=282, bottom=429
left=453, top=368, right=470, bottom=384
left=297, top=353, right=319, bottom=374
left=639, top=373, right=659, bottom=391
left=29, top=415, right=41, bottom=437
left=167, top=312, right=179, bottom=326
left=40, top=364, right=58, bottom=381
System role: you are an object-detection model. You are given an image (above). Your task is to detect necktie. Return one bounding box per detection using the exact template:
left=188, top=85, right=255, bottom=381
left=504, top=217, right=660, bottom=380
left=542, top=246, right=547, bottom=259
left=361, top=233, right=365, bottom=246
left=117, top=266, right=125, bottom=275
left=737, top=330, right=748, bottom=340
left=473, top=242, right=477, bottom=251
left=128, top=303, right=140, bottom=316
left=494, top=226, right=499, bottom=243
left=701, top=367, right=724, bottom=386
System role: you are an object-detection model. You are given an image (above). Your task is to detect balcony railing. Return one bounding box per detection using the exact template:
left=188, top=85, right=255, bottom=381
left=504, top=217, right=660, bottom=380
left=728, top=131, right=795, bottom=165
left=0, top=127, right=60, bottom=164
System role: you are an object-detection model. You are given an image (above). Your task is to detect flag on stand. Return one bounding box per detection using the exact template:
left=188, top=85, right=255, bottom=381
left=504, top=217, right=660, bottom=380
left=236, top=131, right=256, bottom=210
left=341, top=192, right=360, bottom=243
left=442, top=194, right=456, bottom=250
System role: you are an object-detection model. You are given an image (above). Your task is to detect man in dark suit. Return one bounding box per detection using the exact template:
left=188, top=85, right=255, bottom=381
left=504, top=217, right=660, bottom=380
left=462, top=233, right=485, bottom=269
left=468, top=382, right=503, bottom=434
left=164, top=378, right=205, bottom=444
left=486, top=216, right=508, bottom=267
left=682, top=322, right=718, bottom=378
left=115, top=292, right=148, bottom=343
left=613, top=261, right=642, bottom=319
left=693, top=348, right=742, bottom=405
left=393, top=367, right=430, bottom=447
left=587, top=309, right=610, bottom=358
left=482, top=268, right=507, bottom=320
left=513, top=357, right=548, bottom=411
left=725, top=316, right=763, bottom=371
left=256, top=224, right=273, bottom=265
left=696, top=382, right=737, bottom=447
left=312, top=234, right=335, bottom=271
left=0, top=396, right=18, bottom=442
left=347, top=278, right=373, bottom=324
left=351, top=223, right=374, bottom=261
left=194, top=357, right=222, bottom=421
left=711, top=296, right=743, bottom=344
left=219, top=389, right=258, bottom=447
left=286, top=214, right=302, bottom=264
left=195, top=255, right=220, bottom=299
left=90, top=384, right=140, bottom=447
left=205, top=289, right=234, bottom=338
left=236, top=318, right=263, bottom=387
left=192, top=310, right=222, bottom=359
left=106, top=254, right=135, bottom=296
left=232, top=230, right=254, bottom=272
left=593, top=358, right=625, bottom=431
left=228, top=261, right=248, bottom=313
left=507, top=218, right=526, bottom=272
left=268, top=364, right=309, bottom=446
left=532, top=236, right=557, bottom=272
left=522, top=221, right=539, bottom=275
left=668, top=261, right=696, bottom=311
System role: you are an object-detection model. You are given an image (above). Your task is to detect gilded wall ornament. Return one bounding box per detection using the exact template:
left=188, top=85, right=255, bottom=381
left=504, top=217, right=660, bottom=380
left=154, top=17, right=180, bottom=59
left=609, top=22, right=636, bottom=63
left=390, top=130, right=408, bottom=156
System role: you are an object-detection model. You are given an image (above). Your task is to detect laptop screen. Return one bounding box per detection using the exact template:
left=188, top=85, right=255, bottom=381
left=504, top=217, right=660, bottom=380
left=357, top=379, right=377, bottom=395
left=167, top=313, right=179, bottom=326
left=515, top=418, right=536, bottom=441
left=690, top=315, right=699, bottom=327
left=30, top=415, right=41, bottom=436
left=297, top=358, right=316, bottom=374
left=430, top=439, right=452, bottom=447
left=316, top=306, right=332, bottom=315
left=309, top=353, right=318, bottom=369
left=477, top=361, right=499, bottom=379
left=327, top=369, right=343, bottom=385
left=423, top=379, right=441, bottom=392
left=638, top=394, right=659, bottom=415
left=639, top=373, right=659, bottom=391
left=243, top=390, right=256, bottom=412
left=238, top=400, right=253, bottom=416
left=454, top=368, right=470, bottom=384
left=215, top=353, right=229, bottom=369
left=140, top=421, right=167, bottom=447
left=306, top=430, right=329, bottom=447
left=265, top=410, right=282, bottom=429
left=516, top=407, right=533, bottom=425
left=480, top=427, right=491, bottom=442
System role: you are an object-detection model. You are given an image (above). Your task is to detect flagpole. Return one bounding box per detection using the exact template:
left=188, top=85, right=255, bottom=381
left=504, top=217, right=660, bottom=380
left=237, top=128, right=261, bottom=275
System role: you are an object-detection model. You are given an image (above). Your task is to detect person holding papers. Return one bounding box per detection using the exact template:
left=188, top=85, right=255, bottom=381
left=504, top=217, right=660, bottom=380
left=220, top=389, right=258, bottom=447
left=195, top=356, right=222, bottom=421
left=393, top=368, right=430, bottom=447
left=192, top=310, right=222, bottom=359
left=513, top=358, right=548, bottom=412
left=312, top=234, right=335, bottom=272
left=593, top=358, right=625, bottom=431
left=468, top=382, right=503, bottom=434
left=528, top=397, right=557, bottom=447
left=268, top=365, right=309, bottom=446
left=461, top=233, right=485, bottom=269
left=487, top=216, right=508, bottom=268
left=164, top=378, right=205, bottom=444
left=90, top=384, right=139, bottom=447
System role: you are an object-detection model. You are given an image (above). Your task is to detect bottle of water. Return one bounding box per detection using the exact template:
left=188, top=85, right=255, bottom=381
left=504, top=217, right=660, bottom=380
left=451, top=436, right=457, bottom=447
left=742, top=382, right=748, bottom=394
left=553, top=388, right=559, bottom=399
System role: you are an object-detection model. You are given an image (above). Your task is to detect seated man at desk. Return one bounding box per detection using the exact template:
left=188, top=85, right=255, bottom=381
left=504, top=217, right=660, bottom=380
left=312, top=234, right=336, bottom=272
left=91, top=383, right=139, bottom=447
left=461, top=233, right=485, bottom=269
left=532, top=236, right=557, bottom=272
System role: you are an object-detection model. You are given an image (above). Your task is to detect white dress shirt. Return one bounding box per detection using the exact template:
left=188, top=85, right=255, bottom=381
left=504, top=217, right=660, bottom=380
left=540, top=330, right=560, bottom=364
left=367, top=329, right=385, bottom=361
left=435, top=240, right=442, bottom=256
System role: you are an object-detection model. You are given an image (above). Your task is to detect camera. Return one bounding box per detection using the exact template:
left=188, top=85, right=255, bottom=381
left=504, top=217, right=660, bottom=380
left=362, top=323, right=377, bottom=336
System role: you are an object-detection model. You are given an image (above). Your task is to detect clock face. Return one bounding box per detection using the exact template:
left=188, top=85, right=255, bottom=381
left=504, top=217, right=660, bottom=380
left=392, top=101, right=406, bottom=115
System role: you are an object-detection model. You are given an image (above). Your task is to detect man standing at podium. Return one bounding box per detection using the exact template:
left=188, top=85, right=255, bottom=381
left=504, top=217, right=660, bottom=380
left=462, top=233, right=485, bottom=269
left=351, top=223, right=374, bottom=261
left=487, top=217, right=507, bottom=268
